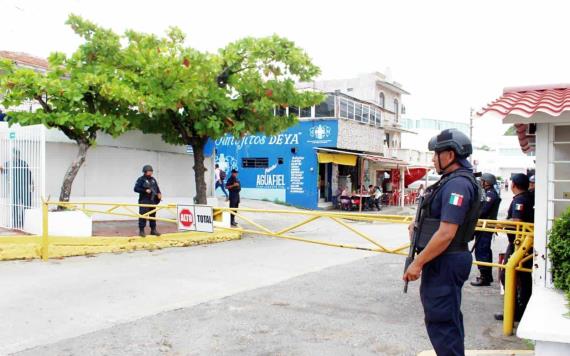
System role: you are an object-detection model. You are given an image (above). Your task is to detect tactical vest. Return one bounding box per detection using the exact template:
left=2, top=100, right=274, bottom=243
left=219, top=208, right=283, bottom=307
left=482, top=189, right=501, bottom=220
left=415, top=170, right=483, bottom=253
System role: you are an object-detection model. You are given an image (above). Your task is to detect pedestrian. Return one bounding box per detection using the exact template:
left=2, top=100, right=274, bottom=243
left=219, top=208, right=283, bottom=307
left=495, top=173, right=534, bottom=322
left=0, top=149, right=34, bottom=229
left=225, top=169, right=241, bottom=227
left=403, top=129, right=482, bottom=356
left=215, top=164, right=229, bottom=201
left=133, top=165, right=162, bottom=237
left=471, top=173, right=501, bottom=286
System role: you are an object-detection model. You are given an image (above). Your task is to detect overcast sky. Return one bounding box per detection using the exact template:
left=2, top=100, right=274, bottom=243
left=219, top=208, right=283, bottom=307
left=2, top=0, right=569, bottom=125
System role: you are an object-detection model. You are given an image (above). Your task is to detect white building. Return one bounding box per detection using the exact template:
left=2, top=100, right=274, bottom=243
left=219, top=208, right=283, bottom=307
left=479, top=84, right=570, bottom=355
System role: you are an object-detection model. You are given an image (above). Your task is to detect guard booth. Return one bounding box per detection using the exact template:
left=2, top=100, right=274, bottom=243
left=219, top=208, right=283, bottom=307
left=0, top=123, right=45, bottom=231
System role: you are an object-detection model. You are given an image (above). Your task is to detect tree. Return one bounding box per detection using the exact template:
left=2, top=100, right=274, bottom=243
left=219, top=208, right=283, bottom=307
left=115, top=28, right=323, bottom=204
left=0, top=15, right=134, bottom=203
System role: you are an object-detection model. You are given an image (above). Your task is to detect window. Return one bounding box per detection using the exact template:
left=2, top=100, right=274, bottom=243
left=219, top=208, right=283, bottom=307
left=362, top=106, right=370, bottom=124
left=347, top=101, right=355, bottom=120
left=375, top=109, right=382, bottom=126
left=300, top=107, right=312, bottom=118
left=315, top=95, right=335, bottom=117
left=275, top=106, right=286, bottom=117
left=379, top=92, right=385, bottom=108
left=402, top=105, right=406, bottom=115
left=354, top=103, right=363, bottom=122
left=242, top=158, right=269, bottom=168
left=339, top=97, right=348, bottom=118
left=385, top=133, right=390, bottom=147
left=394, top=99, right=399, bottom=117
left=288, top=106, right=299, bottom=117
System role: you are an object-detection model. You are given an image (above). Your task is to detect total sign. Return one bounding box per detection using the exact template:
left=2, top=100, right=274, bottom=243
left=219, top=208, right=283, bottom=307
left=177, top=205, right=214, bottom=233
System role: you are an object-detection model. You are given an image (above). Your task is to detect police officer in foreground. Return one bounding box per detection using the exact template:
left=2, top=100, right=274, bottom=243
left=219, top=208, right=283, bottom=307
left=134, top=165, right=162, bottom=237
left=471, top=173, right=501, bottom=286
left=495, top=173, right=534, bottom=321
left=225, top=169, right=241, bottom=227
left=403, top=129, right=482, bottom=356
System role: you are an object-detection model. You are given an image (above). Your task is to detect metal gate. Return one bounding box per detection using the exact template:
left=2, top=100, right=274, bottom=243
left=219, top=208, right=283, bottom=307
left=0, top=123, right=45, bottom=230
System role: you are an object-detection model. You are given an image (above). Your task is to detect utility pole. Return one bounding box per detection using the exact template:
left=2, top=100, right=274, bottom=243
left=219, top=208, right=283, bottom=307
left=469, top=107, right=474, bottom=164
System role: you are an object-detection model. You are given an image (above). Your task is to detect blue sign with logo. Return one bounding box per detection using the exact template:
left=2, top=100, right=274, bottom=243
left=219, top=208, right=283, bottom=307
left=215, top=120, right=338, bottom=209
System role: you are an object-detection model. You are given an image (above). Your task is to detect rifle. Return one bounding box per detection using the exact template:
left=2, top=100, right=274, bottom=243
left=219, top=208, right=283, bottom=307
left=143, top=180, right=161, bottom=204
left=404, top=195, right=425, bottom=293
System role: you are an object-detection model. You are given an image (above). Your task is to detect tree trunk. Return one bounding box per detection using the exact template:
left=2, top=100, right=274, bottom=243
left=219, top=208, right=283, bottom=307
left=190, top=137, right=208, bottom=205
left=58, top=140, right=90, bottom=206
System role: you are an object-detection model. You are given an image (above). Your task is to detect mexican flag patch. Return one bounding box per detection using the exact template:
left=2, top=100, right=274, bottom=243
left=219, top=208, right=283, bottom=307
left=449, top=193, right=464, bottom=207
left=515, top=203, right=524, bottom=211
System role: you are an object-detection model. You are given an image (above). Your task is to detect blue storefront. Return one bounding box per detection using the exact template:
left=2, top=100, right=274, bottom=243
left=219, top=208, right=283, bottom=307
left=214, top=120, right=338, bottom=209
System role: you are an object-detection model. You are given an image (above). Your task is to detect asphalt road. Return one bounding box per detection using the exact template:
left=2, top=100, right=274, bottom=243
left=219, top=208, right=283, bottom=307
left=15, top=253, right=529, bottom=356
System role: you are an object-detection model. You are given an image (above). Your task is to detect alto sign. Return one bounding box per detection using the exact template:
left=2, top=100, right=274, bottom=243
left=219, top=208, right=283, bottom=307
left=177, top=205, right=214, bottom=233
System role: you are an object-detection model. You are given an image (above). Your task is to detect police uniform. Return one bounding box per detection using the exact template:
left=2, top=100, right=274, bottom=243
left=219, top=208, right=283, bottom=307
left=473, top=185, right=501, bottom=284
left=417, top=166, right=479, bottom=356
left=134, top=173, right=161, bottom=233
left=501, top=189, right=534, bottom=320
left=225, top=172, right=241, bottom=226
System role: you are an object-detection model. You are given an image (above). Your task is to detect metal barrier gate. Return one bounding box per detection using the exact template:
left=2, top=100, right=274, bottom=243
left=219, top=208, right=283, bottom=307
left=0, top=123, right=45, bottom=230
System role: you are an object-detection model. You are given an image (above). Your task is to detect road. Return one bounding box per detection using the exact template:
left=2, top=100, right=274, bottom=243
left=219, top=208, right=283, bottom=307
left=1, top=198, right=529, bottom=355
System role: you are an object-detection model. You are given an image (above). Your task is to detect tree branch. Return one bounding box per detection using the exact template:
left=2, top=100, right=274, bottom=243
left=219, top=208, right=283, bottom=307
left=34, top=95, right=52, bottom=113
left=168, top=110, right=192, bottom=143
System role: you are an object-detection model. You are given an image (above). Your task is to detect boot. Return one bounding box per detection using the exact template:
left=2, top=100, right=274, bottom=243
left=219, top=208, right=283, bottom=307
left=150, top=228, right=161, bottom=236
left=139, top=228, right=146, bottom=237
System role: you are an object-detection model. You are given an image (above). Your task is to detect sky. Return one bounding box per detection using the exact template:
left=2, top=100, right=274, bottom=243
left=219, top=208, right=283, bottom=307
left=2, top=0, right=569, bottom=129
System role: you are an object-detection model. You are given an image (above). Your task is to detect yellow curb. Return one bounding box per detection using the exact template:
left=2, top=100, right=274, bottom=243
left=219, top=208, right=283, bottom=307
left=0, top=229, right=241, bottom=261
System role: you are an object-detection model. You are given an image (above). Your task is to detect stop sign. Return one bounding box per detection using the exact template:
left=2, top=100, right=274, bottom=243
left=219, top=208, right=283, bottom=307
left=179, top=209, right=194, bottom=228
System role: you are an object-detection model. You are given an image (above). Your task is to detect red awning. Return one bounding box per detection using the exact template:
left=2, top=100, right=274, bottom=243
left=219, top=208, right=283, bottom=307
left=405, top=168, right=429, bottom=187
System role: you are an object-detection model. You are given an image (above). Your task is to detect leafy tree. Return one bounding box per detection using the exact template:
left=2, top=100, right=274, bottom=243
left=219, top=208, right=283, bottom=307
left=115, top=28, right=323, bottom=203
left=0, top=15, right=133, bottom=203
left=504, top=125, right=517, bottom=136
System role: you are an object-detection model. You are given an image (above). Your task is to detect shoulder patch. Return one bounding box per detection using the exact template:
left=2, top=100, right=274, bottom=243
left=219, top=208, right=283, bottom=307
left=515, top=203, right=524, bottom=211
left=449, top=193, right=464, bottom=207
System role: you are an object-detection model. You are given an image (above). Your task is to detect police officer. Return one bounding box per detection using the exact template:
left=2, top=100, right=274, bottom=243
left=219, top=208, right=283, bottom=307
left=471, top=173, right=501, bottom=286
left=403, top=129, right=482, bottom=356
left=225, top=169, right=241, bottom=227
left=495, top=173, right=534, bottom=321
left=134, top=165, right=162, bottom=236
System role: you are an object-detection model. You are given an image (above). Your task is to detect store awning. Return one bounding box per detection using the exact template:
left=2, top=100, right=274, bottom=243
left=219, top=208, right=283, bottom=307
left=317, top=152, right=357, bottom=166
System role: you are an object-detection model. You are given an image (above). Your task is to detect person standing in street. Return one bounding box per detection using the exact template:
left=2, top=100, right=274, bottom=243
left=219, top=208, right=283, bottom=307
left=403, top=129, right=482, bottom=356
left=215, top=164, right=229, bottom=201
left=134, top=165, right=162, bottom=237
left=0, top=149, right=34, bottom=229
left=471, top=173, right=501, bottom=286
left=225, top=169, right=241, bottom=227
left=495, top=173, right=534, bottom=322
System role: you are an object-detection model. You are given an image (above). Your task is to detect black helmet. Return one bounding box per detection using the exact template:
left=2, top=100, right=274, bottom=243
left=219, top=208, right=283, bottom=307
left=142, top=165, right=153, bottom=173
left=481, top=173, right=497, bottom=186
left=428, top=129, right=472, bottom=158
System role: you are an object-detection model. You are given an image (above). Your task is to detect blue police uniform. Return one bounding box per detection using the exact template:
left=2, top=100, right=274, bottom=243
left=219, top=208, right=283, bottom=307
left=225, top=174, right=241, bottom=226
left=474, top=187, right=501, bottom=283
left=419, top=167, right=477, bottom=356
left=134, top=175, right=161, bottom=230
left=502, top=190, right=534, bottom=320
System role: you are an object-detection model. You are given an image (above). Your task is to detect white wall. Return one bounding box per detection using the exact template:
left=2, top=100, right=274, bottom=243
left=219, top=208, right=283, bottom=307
left=337, top=120, right=385, bottom=154
left=44, top=129, right=213, bottom=203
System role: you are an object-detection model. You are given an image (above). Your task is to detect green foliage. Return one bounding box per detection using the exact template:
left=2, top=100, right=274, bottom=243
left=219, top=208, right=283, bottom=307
left=547, top=207, right=570, bottom=300
left=504, top=125, right=517, bottom=136
left=0, top=14, right=134, bottom=145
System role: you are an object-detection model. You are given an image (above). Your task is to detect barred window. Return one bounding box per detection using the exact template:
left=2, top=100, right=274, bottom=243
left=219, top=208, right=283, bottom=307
left=242, top=157, right=269, bottom=168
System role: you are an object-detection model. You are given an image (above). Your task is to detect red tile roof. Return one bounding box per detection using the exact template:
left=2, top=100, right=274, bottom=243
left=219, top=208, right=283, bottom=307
left=0, top=51, right=48, bottom=70
left=477, top=84, right=570, bottom=119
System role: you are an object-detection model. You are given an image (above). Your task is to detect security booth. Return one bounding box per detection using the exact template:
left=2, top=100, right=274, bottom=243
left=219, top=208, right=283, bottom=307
left=478, top=84, right=570, bottom=355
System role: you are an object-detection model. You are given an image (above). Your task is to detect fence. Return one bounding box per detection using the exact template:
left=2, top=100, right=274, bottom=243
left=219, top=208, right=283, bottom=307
left=0, top=124, right=45, bottom=230
left=2, top=201, right=533, bottom=336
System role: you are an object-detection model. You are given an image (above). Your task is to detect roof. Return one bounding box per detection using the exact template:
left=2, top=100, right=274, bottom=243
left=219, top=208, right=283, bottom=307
left=477, top=84, right=570, bottom=124
left=0, top=51, right=48, bottom=70
left=477, top=84, right=570, bottom=154
left=376, top=79, right=411, bottom=95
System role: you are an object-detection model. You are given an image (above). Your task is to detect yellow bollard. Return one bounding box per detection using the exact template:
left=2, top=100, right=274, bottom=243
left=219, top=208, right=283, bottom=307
left=41, top=201, right=49, bottom=260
